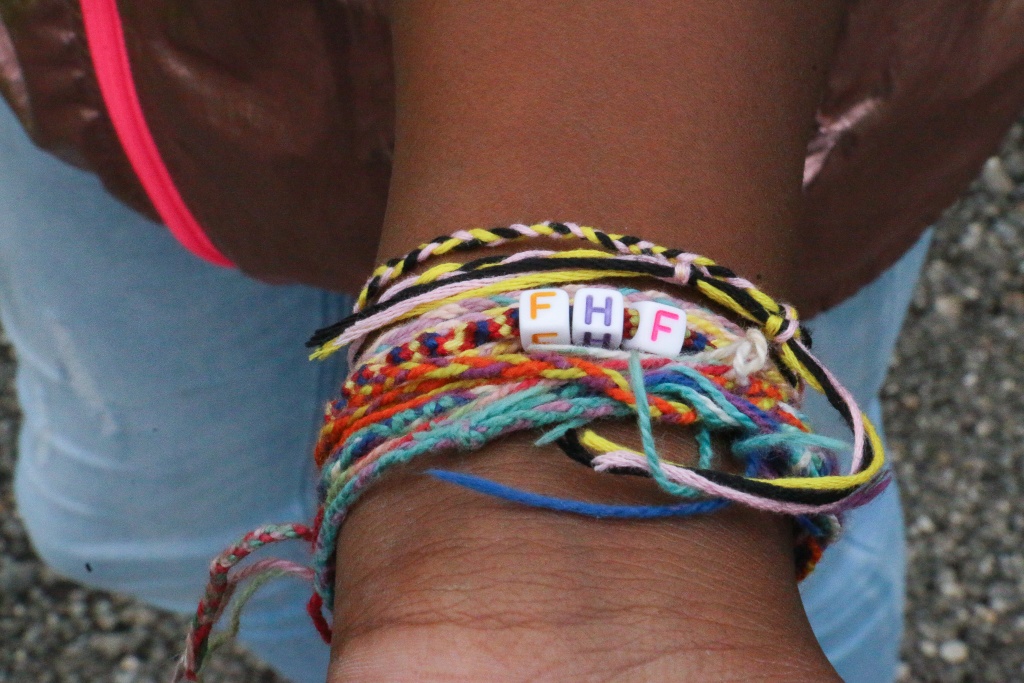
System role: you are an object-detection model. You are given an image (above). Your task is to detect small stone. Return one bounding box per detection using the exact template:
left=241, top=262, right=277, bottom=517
left=92, top=599, right=119, bottom=631
left=121, top=605, right=157, bottom=628
left=0, top=561, right=36, bottom=594
left=982, top=156, right=1016, bottom=195
left=990, top=596, right=1011, bottom=614
left=119, top=655, right=141, bottom=672
left=113, top=671, right=137, bottom=683
left=975, top=419, right=996, bottom=438
left=960, top=222, right=984, bottom=250
left=114, top=654, right=145, bottom=682
left=89, top=633, right=128, bottom=658
left=1007, top=151, right=1024, bottom=180
left=912, top=514, right=937, bottom=535
left=976, top=606, right=999, bottom=625
left=1009, top=204, right=1024, bottom=227
left=1002, top=291, right=1024, bottom=314
left=68, top=599, right=88, bottom=621
left=940, top=572, right=965, bottom=599
left=933, top=295, right=963, bottom=320
left=920, top=640, right=938, bottom=657
left=939, top=639, right=969, bottom=664
left=901, top=393, right=921, bottom=410
left=995, top=219, right=1020, bottom=243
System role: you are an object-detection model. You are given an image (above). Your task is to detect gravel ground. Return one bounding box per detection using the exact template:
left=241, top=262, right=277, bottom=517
left=1, top=126, right=1024, bottom=682
left=888, top=121, right=1024, bottom=683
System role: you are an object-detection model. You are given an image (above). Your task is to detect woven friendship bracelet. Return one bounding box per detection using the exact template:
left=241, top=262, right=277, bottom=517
left=306, top=230, right=880, bottom=501
left=305, top=234, right=879, bottom=497
left=306, top=285, right=883, bottom=614
left=315, top=290, right=879, bottom=509
left=176, top=224, right=888, bottom=682
left=359, top=294, right=719, bottom=368
left=356, top=222, right=784, bottom=318
left=311, top=243, right=805, bottom=360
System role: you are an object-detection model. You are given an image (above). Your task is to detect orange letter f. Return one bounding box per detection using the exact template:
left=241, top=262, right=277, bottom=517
left=530, top=291, right=556, bottom=319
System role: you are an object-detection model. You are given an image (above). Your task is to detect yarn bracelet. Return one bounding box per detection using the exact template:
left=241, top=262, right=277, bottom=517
left=307, top=283, right=883, bottom=621
left=317, top=287, right=880, bottom=514
left=175, top=225, right=886, bottom=682
left=310, top=246, right=805, bottom=360
left=355, top=222, right=771, bottom=314
left=307, top=237, right=880, bottom=496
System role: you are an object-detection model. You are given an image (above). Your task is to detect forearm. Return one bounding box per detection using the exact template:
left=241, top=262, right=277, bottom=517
left=380, top=0, right=841, bottom=303
left=329, top=2, right=844, bottom=681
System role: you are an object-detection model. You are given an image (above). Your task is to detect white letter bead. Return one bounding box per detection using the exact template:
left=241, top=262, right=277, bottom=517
left=622, top=301, right=687, bottom=357
left=571, top=288, right=624, bottom=349
left=519, top=289, right=571, bottom=349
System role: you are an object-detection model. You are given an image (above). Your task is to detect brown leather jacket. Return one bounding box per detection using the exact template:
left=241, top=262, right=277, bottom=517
left=2, top=0, right=1023, bottom=313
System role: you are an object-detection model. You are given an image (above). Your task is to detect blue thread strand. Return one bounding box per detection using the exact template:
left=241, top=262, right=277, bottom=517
left=426, top=469, right=728, bottom=519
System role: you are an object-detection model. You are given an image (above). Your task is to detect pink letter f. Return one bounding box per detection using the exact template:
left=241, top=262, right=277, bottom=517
left=651, top=309, right=680, bottom=341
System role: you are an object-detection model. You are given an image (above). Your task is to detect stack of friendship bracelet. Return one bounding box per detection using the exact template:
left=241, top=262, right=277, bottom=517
left=174, top=222, right=889, bottom=681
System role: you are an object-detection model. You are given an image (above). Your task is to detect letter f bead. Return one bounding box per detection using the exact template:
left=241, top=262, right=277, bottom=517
left=622, top=301, right=687, bottom=357
left=519, top=289, right=571, bottom=349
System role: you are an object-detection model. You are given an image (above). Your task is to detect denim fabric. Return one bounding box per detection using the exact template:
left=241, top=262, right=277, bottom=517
left=0, top=101, right=349, bottom=682
left=799, top=227, right=932, bottom=683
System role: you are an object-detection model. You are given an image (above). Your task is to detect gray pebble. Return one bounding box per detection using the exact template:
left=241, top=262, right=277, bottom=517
left=933, top=295, right=963, bottom=320
left=91, top=600, right=119, bottom=632
left=982, top=156, right=1017, bottom=195
left=0, top=561, right=36, bottom=595
left=1006, top=152, right=1024, bottom=180
left=940, top=639, right=970, bottom=665
left=88, top=633, right=128, bottom=659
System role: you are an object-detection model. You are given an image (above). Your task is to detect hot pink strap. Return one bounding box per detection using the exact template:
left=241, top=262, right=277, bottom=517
left=80, top=0, right=234, bottom=267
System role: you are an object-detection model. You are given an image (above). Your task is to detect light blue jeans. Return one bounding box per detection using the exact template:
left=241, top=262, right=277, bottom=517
left=0, top=99, right=929, bottom=682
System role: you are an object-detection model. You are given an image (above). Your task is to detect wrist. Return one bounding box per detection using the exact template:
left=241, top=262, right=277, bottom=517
left=327, top=431, right=839, bottom=682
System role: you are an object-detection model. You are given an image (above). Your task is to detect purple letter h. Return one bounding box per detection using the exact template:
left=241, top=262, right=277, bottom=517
left=585, top=295, right=613, bottom=325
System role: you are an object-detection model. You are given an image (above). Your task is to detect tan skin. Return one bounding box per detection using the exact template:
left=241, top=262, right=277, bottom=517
left=326, top=3, right=845, bottom=681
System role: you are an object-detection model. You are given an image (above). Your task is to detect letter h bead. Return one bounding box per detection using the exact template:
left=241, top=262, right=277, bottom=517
left=519, top=289, right=571, bottom=349
left=571, top=288, right=624, bottom=349
left=622, top=301, right=687, bottom=357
